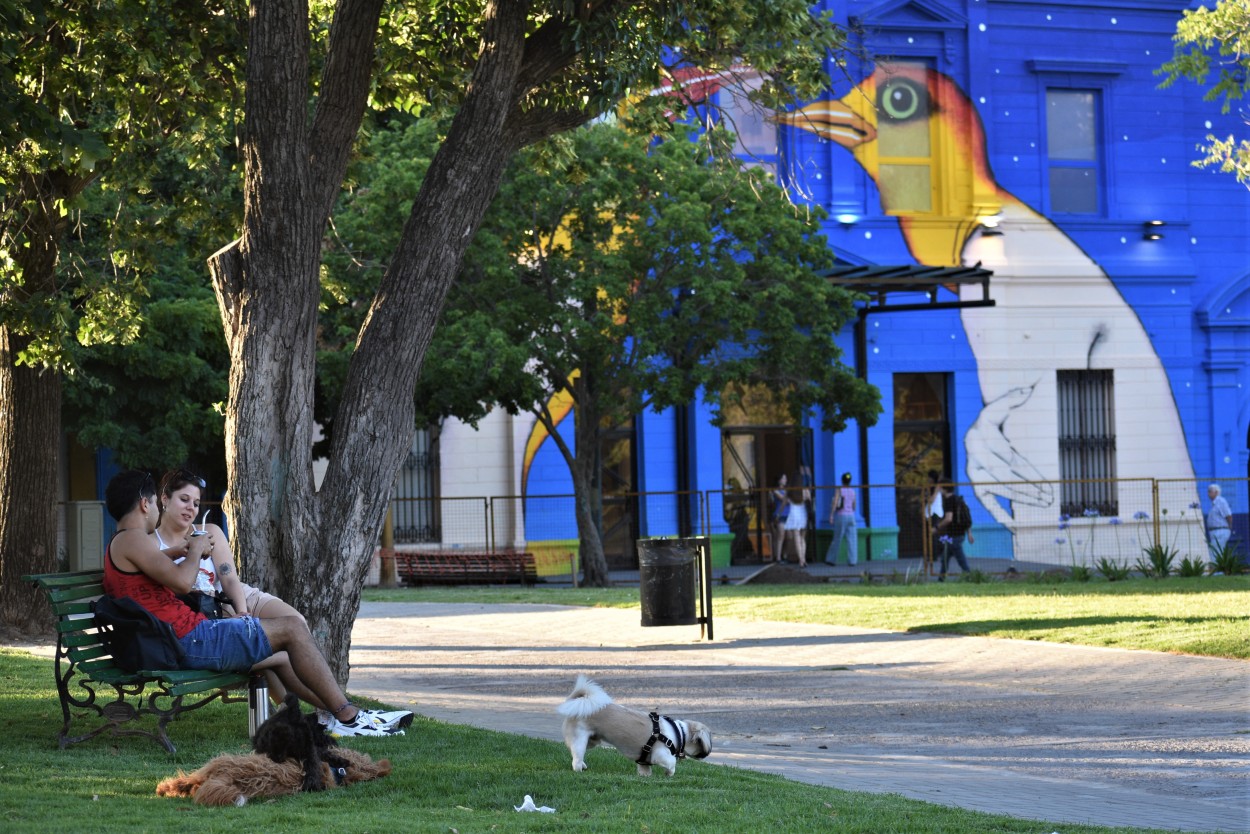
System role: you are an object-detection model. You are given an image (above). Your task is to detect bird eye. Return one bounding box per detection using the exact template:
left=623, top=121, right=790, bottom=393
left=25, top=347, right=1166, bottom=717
left=878, top=78, right=926, bottom=122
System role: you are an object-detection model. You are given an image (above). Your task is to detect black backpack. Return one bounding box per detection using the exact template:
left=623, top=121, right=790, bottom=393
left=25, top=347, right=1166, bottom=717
left=92, top=595, right=186, bottom=672
left=949, top=495, right=972, bottom=535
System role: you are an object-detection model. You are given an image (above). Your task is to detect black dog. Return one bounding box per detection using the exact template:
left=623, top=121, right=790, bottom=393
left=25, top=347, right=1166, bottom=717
left=252, top=694, right=351, bottom=792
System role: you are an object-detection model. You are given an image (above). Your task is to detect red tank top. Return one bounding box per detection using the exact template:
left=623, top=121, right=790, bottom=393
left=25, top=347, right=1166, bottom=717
left=103, top=538, right=205, bottom=638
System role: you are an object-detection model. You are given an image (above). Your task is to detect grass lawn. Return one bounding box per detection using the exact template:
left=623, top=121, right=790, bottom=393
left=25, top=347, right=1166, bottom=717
left=363, top=575, right=1250, bottom=659
left=0, top=646, right=1197, bottom=834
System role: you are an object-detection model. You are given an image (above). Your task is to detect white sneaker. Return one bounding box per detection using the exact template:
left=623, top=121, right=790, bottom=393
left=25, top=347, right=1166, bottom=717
left=327, top=711, right=404, bottom=737
left=357, top=707, right=414, bottom=731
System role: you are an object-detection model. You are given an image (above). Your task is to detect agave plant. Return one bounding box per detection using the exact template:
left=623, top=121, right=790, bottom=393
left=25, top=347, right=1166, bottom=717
left=1177, top=556, right=1208, bottom=578
left=1095, top=557, right=1132, bottom=582
left=1137, top=543, right=1176, bottom=578
left=1210, top=539, right=1246, bottom=576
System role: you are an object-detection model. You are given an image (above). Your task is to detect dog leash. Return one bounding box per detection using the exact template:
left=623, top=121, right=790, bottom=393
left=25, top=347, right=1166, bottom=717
left=637, top=712, right=686, bottom=765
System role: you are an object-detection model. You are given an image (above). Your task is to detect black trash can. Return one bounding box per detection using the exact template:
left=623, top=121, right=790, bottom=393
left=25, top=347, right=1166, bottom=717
left=637, top=537, right=699, bottom=627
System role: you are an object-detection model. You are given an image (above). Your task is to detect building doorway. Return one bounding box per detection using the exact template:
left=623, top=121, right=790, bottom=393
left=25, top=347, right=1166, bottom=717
left=893, top=373, right=950, bottom=558
left=722, top=426, right=811, bottom=561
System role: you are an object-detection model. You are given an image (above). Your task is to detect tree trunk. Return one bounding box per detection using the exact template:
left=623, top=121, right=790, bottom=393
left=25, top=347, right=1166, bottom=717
left=571, top=377, right=610, bottom=586
left=0, top=328, right=61, bottom=632
left=0, top=194, right=65, bottom=632
left=208, top=0, right=541, bottom=684
left=207, top=0, right=344, bottom=674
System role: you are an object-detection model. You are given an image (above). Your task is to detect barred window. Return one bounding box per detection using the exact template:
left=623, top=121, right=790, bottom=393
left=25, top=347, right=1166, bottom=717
left=1057, top=370, right=1117, bottom=516
left=392, top=427, right=441, bottom=543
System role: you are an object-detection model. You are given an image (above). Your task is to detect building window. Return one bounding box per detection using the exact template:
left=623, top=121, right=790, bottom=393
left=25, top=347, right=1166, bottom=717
left=876, top=60, right=936, bottom=214
left=1046, top=89, right=1101, bottom=214
left=1057, top=370, right=1117, bottom=515
left=716, top=70, right=778, bottom=176
left=392, top=427, right=440, bottom=543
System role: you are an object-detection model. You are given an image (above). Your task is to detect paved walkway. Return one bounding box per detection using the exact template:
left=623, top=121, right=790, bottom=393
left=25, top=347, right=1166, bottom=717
left=346, top=601, right=1250, bottom=833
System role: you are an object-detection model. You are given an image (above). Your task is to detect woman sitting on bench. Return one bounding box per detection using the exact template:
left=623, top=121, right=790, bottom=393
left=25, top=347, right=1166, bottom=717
left=104, top=469, right=410, bottom=737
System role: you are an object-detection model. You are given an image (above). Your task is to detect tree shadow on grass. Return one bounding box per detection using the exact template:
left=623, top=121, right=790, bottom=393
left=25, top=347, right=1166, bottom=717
left=905, top=614, right=1232, bottom=636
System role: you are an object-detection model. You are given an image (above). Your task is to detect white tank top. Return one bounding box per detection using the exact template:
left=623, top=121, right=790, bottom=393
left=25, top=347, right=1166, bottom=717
left=156, top=529, right=219, bottom=594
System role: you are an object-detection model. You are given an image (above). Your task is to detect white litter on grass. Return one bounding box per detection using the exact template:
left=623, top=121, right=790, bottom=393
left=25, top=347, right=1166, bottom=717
left=514, top=795, right=556, bottom=813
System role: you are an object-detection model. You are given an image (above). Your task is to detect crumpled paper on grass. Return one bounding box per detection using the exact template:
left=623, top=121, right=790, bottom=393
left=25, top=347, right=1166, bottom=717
left=514, top=795, right=556, bottom=813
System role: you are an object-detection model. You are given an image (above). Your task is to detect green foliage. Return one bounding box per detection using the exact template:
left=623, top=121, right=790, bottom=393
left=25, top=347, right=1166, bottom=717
left=368, top=1, right=848, bottom=135
left=958, top=569, right=991, bottom=584
left=0, top=0, right=244, bottom=371
left=420, top=120, right=879, bottom=433
left=1137, top=544, right=1176, bottom=579
left=1157, top=0, right=1250, bottom=185
left=886, top=566, right=923, bottom=585
left=1094, top=557, right=1132, bottom=582
left=317, top=114, right=441, bottom=444
left=1027, top=570, right=1058, bottom=584
left=1210, top=539, right=1246, bottom=575
left=1069, top=564, right=1093, bottom=583
left=322, top=115, right=882, bottom=450
left=1177, top=555, right=1208, bottom=578
left=56, top=140, right=240, bottom=470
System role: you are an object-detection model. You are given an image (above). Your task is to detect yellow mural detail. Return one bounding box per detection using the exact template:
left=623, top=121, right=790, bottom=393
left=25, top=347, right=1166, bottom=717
left=521, top=369, right=580, bottom=494
left=776, top=62, right=1002, bottom=266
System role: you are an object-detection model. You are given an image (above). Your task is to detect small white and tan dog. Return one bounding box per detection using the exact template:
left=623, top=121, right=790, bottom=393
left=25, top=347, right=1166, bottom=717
left=557, top=674, right=712, bottom=776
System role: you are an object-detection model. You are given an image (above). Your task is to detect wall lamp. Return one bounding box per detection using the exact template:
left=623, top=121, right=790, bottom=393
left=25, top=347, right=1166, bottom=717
left=978, top=213, right=1004, bottom=237
left=1143, top=220, right=1165, bottom=241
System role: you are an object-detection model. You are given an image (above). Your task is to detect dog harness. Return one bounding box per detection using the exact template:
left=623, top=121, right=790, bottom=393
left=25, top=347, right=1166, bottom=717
left=637, top=712, right=686, bottom=765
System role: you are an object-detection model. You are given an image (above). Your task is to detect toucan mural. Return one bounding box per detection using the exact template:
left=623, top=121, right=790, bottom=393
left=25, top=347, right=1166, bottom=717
left=779, top=61, right=1201, bottom=555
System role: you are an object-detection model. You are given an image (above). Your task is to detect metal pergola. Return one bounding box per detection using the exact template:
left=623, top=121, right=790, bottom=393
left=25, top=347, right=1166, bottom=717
left=819, top=261, right=997, bottom=553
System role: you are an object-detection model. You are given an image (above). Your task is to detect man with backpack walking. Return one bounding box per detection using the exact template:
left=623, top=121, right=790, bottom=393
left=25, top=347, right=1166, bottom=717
left=935, top=483, right=974, bottom=581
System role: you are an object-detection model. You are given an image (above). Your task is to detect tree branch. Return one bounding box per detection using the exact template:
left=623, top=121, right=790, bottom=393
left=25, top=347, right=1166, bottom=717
left=308, top=0, right=386, bottom=220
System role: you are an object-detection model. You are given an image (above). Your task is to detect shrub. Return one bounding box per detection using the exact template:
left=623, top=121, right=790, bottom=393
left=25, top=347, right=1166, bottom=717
left=1137, top=544, right=1176, bottom=578
left=1177, top=556, right=1208, bottom=577
left=1095, top=557, right=1133, bottom=582
left=1210, top=539, right=1246, bottom=576
left=887, top=567, right=922, bottom=585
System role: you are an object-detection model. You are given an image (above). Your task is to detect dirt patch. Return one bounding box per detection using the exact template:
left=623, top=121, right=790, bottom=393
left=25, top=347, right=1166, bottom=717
left=736, top=562, right=826, bottom=584
left=0, top=621, right=54, bottom=649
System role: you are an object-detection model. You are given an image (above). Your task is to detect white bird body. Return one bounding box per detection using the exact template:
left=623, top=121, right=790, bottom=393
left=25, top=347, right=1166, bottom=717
left=961, top=200, right=1199, bottom=551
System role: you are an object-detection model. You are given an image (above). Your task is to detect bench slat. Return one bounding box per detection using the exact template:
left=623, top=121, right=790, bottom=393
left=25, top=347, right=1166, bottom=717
left=392, top=551, right=537, bottom=585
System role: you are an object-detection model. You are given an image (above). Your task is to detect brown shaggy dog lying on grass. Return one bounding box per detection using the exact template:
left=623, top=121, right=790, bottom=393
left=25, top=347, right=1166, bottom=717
left=156, top=746, right=391, bottom=806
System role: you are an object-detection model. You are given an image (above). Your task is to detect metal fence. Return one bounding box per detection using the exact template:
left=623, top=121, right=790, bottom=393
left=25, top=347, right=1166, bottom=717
left=384, top=477, right=1248, bottom=576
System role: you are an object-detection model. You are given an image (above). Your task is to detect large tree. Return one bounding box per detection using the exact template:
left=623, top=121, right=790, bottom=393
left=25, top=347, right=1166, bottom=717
left=326, top=120, right=880, bottom=585
left=207, top=0, right=849, bottom=681
left=0, top=0, right=240, bottom=629
left=1158, top=0, right=1250, bottom=187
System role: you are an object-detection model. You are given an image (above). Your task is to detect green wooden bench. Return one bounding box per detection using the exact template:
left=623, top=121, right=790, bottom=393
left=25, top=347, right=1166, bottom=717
left=24, top=569, right=263, bottom=753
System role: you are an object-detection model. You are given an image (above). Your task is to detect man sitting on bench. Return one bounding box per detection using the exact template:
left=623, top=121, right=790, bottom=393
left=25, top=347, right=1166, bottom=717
left=102, top=469, right=410, bottom=737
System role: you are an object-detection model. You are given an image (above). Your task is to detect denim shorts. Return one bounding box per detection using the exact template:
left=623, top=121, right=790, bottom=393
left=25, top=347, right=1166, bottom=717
left=179, top=615, right=273, bottom=673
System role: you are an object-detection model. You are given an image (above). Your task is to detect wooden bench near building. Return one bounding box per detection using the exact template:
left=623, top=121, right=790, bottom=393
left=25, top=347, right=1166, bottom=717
left=389, top=550, right=538, bottom=585
left=24, top=570, right=263, bottom=753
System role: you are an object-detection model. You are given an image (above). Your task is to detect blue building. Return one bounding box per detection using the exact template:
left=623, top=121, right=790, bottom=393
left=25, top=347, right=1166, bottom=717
left=482, top=0, right=1247, bottom=569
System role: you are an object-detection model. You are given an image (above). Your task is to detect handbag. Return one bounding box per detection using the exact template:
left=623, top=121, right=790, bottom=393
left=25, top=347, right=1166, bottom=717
left=92, top=595, right=186, bottom=672
left=177, top=590, right=229, bottom=620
